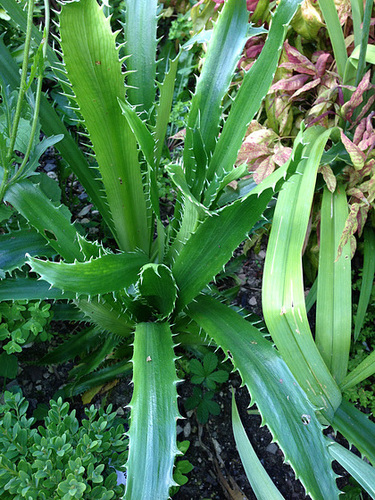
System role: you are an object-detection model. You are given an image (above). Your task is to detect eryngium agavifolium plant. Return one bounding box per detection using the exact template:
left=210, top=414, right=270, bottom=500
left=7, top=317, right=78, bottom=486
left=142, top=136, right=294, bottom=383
left=1, top=0, right=375, bottom=498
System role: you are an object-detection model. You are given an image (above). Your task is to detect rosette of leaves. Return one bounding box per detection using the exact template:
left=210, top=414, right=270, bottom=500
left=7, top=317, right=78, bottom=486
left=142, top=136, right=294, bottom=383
left=1, top=0, right=375, bottom=498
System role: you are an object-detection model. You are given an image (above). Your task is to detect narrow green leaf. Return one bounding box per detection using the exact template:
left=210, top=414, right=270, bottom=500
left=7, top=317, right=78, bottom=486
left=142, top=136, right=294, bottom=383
left=232, top=394, right=285, bottom=500
left=0, top=37, right=113, bottom=234
left=327, top=441, right=375, bottom=498
left=123, top=0, right=158, bottom=117
left=154, top=56, right=179, bottom=166
left=118, top=99, right=155, bottom=169
left=0, top=352, right=18, bottom=380
left=317, top=0, right=348, bottom=79
left=331, top=399, right=375, bottom=465
left=184, top=0, right=249, bottom=194
left=262, top=128, right=342, bottom=417
left=316, top=185, right=351, bottom=384
left=4, top=180, right=84, bottom=263
left=0, top=277, right=76, bottom=301
left=125, top=322, right=180, bottom=500
left=187, top=295, right=340, bottom=500
left=354, top=227, right=375, bottom=340
left=207, top=0, right=304, bottom=188
left=27, top=251, right=148, bottom=296
left=340, top=349, right=375, bottom=392
left=63, top=360, right=132, bottom=397
left=173, top=133, right=304, bottom=312
left=59, top=0, right=150, bottom=252
left=0, top=227, right=55, bottom=274
left=39, top=326, right=102, bottom=365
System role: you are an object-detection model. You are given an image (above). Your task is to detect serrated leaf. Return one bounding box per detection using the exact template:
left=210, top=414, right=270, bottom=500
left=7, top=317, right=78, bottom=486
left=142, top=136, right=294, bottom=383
left=125, top=322, right=179, bottom=500
left=60, top=0, right=149, bottom=252
left=203, top=352, right=218, bottom=374
left=27, top=251, right=148, bottom=296
left=0, top=228, right=55, bottom=274
left=136, top=263, right=177, bottom=320
left=187, top=294, right=340, bottom=500
left=232, top=394, right=284, bottom=499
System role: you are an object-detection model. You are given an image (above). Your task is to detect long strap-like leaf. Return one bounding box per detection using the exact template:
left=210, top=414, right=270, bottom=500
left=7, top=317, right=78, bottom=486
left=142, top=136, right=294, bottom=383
left=315, top=185, right=351, bottom=384
left=59, top=0, right=150, bottom=252
left=187, top=294, right=340, bottom=500
left=123, top=0, right=158, bottom=118
left=183, top=0, right=249, bottom=196
left=206, top=0, right=304, bottom=193
left=125, top=322, right=180, bottom=500
left=262, top=128, right=342, bottom=417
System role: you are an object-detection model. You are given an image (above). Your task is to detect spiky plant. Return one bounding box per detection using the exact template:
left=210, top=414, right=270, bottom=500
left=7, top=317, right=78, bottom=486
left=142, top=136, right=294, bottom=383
left=1, top=0, right=375, bottom=498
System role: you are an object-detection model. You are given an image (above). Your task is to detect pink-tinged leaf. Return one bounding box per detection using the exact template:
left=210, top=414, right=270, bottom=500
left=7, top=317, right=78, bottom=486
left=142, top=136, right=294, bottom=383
left=347, top=187, right=369, bottom=204
left=341, top=71, right=372, bottom=120
left=350, top=235, right=356, bottom=259
left=253, top=156, right=275, bottom=184
left=358, top=178, right=375, bottom=203
left=236, top=141, right=269, bottom=164
left=269, top=74, right=310, bottom=93
left=353, top=118, right=367, bottom=145
left=245, top=39, right=265, bottom=59
left=273, top=146, right=292, bottom=167
left=337, top=203, right=359, bottom=260
left=355, top=99, right=375, bottom=131
left=318, top=165, right=337, bottom=193
left=291, top=78, right=320, bottom=99
left=283, top=40, right=316, bottom=73
left=315, top=52, right=332, bottom=79
left=279, top=62, right=316, bottom=76
left=340, top=131, right=366, bottom=170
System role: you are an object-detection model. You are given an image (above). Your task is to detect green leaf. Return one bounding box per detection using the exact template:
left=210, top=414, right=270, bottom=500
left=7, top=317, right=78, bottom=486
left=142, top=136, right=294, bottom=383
left=0, top=352, right=18, bottom=380
left=4, top=180, right=84, bottom=263
left=154, top=56, right=179, bottom=166
left=232, top=394, right=284, bottom=500
left=0, top=227, right=55, bottom=274
left=184, top=0, right=249, bottom=195
left=125, top=322, right=180, bottom=500
left=27, top=251, right=148, bottom=297
left=354, top=227, right=375, bottom=340
left=315, top=185, right=351, bottom=384
left=123, top=0, right=158, bottom=117
left=331, top=399, right=375, bottom=465
left=327, top=441, right=375, bottom=498
left=262, top=128, right=342, bottom=417
left=317, top=0, right=347, bottom=79
left=207, top=0, right=305, bottom=189
left=0, top=37, right=113, bottom=234
left=59, top=0, right=150, bottom=252
left=187, top=294, right=340, bottom=500
left=0, top=277, right=76, bottom=301
left=136, top=264, right=177, bottom=320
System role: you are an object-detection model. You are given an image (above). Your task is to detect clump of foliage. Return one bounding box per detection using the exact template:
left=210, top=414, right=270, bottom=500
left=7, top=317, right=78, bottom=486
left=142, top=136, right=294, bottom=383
left=0, top=391, right=127, bottom=499
left=0, top=300, right=53, bottom=354
left=185, top=351, right=229, bottom=423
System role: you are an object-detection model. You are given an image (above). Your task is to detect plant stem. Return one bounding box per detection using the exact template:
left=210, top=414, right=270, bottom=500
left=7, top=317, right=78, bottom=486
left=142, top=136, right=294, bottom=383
left=0, top=0, right=36, bottom=201
left=10, top=0, right=50, bottom=186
